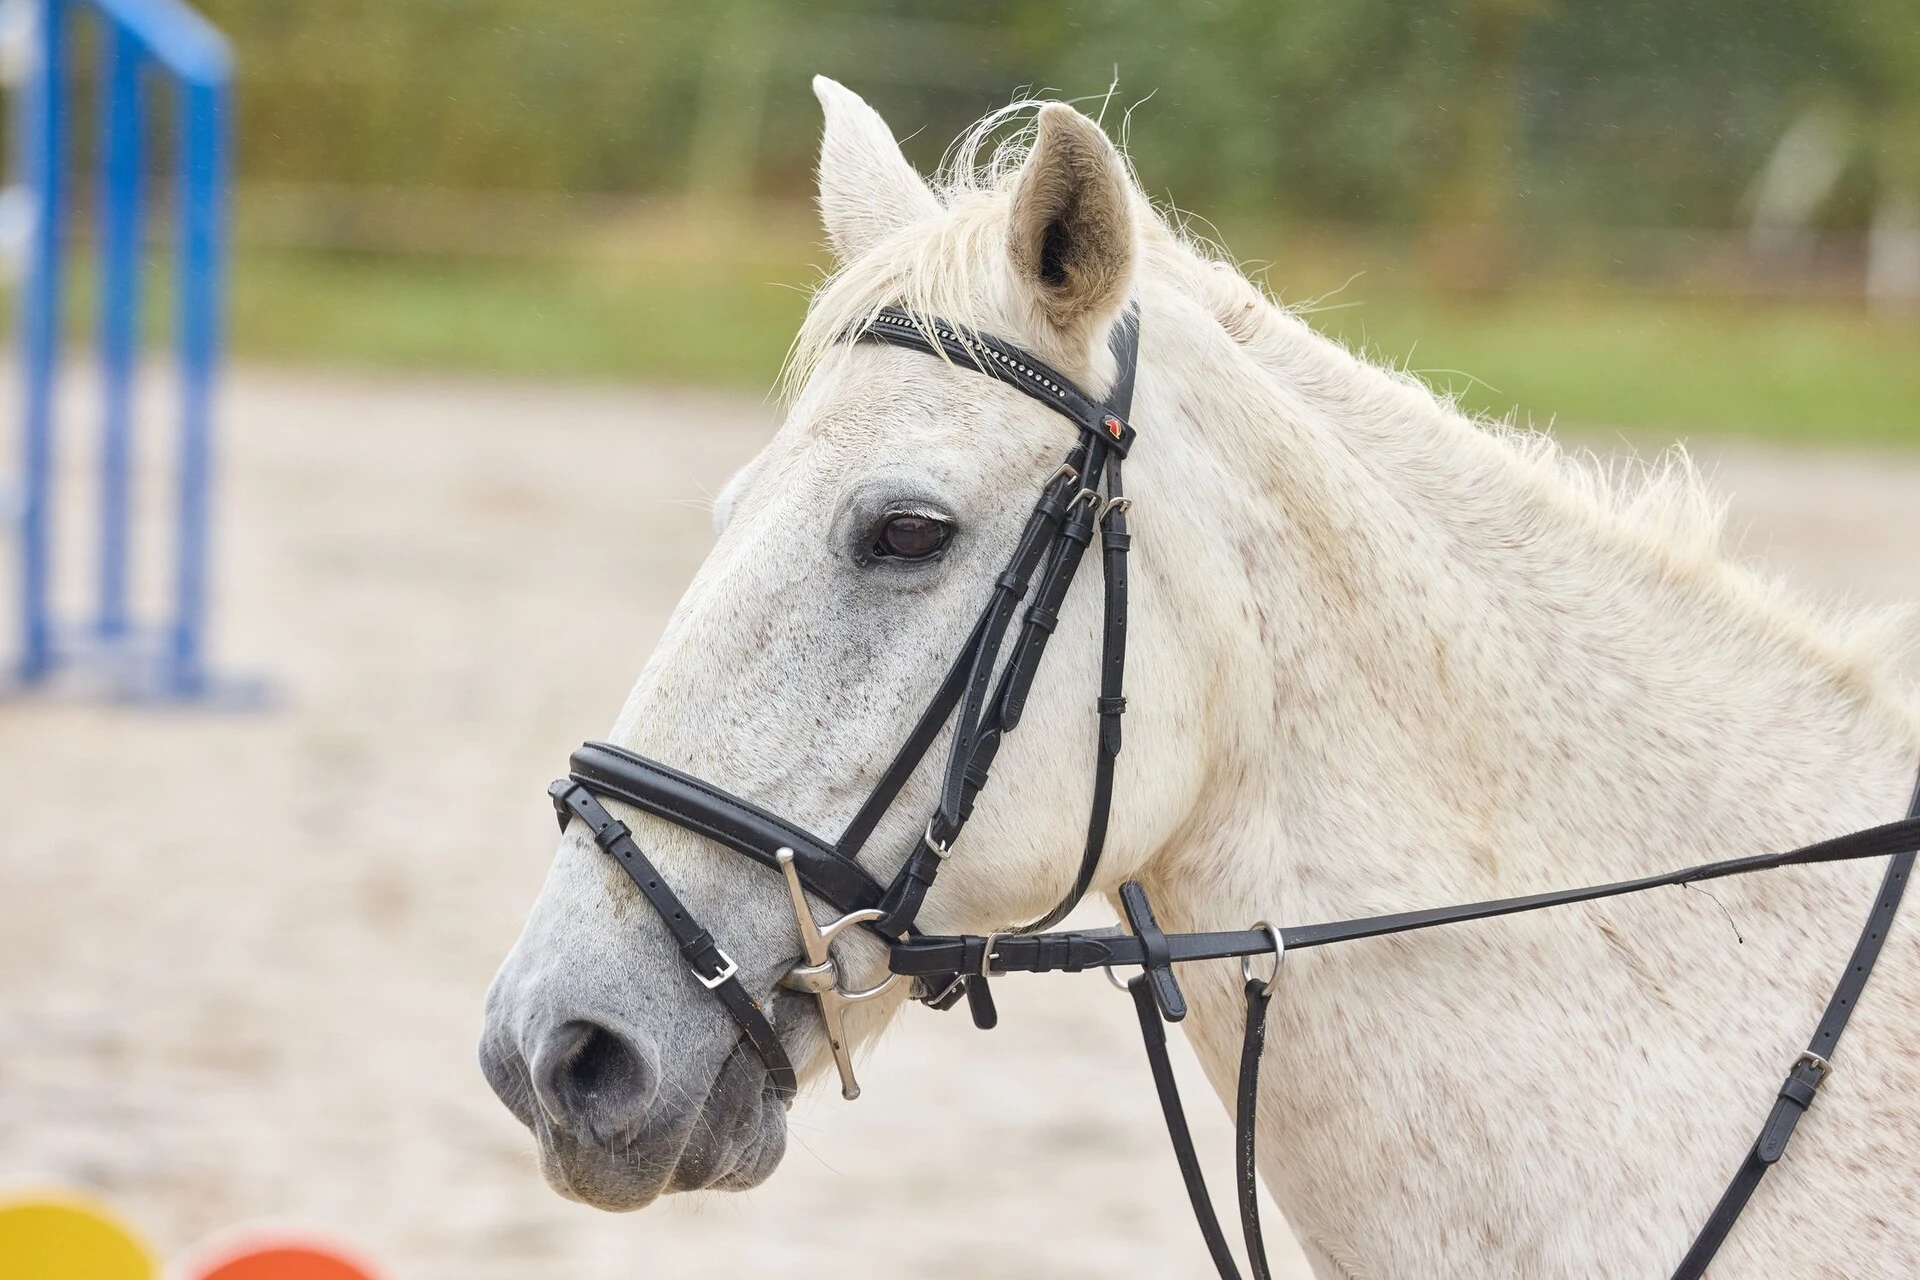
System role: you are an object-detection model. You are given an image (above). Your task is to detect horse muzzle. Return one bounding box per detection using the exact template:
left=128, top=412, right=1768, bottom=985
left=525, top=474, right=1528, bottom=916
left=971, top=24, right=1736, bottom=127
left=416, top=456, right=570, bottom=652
left=480, top=1002, right=788, bottom=1210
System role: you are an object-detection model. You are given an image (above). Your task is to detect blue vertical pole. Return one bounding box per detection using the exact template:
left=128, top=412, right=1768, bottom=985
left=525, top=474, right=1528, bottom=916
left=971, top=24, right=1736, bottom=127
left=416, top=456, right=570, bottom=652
left=168, top=73, right=226, bottom=694
left=96, top=20, right=144, bottom=642
left=16, top=0, right=66, bottom=682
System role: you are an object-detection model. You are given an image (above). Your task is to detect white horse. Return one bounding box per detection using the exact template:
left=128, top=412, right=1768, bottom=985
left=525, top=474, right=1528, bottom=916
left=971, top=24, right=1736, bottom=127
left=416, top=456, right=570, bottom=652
left=480, top=78, right=1920, bottom=1276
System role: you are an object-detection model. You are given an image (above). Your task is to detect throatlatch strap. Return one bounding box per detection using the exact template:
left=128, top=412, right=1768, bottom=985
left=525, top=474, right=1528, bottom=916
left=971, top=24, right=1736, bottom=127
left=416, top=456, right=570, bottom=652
left=550, top=781, right=797, bottom=1100
left=1670, top=772, right=1920, bottom=1279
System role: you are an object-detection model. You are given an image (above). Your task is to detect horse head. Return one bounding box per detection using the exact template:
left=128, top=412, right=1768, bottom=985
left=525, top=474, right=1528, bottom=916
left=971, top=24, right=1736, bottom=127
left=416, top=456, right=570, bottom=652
left=478, top=79, right=1215, bottom=1209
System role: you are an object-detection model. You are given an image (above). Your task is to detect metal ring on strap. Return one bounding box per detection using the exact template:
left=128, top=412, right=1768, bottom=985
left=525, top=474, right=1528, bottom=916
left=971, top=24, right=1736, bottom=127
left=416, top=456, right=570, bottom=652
left=1239, top=920, right=1284, bottom=998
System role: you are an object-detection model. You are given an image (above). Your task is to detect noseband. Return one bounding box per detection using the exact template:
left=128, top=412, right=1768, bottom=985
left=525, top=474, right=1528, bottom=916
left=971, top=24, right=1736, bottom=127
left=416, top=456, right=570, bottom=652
left=549, top=305, right=1920, bottom=1279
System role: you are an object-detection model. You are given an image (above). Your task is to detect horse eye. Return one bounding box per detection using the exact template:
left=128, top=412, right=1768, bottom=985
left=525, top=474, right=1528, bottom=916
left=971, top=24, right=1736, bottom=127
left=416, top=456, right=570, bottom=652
left=872, top=513, right=951, bottom=561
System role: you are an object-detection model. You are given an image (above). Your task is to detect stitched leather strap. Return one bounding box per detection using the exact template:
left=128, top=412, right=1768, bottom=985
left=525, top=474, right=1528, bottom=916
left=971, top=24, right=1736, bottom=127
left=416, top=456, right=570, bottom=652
left=965, top=971, right=1000, bottom=1030
left=1014, top=457, right=1130, bottom=930
left=550, top=780, right=797, bottom=1100
left=890, top=924, right=1266, bottom=976
left=865, top=443, right=1096, bottom=938
left=555, top=304, right=1145, bottom=1109
left=991, top=452, right=1108, bottom=734
left=1236, top=979, right=1276, bottom=1280
left=568, top=742, right=883, bottom=917
left=831, top=609, right=990, bottom=862
left=1670, top=772, right=1920, bottom=1278
left=999, top=315, right=1138, bottom=935
left=893, top=813, right=1920, bottom=977
left=1131, top=975, right=1246, bottom=1280
left=989, top=307, right=1138, bottom=741
left=1278, top=813, right=1920, bottom=952
left=899, top=784, right=1920, bottom=1280
left=813, top=461, right=1079, bottom=938
left=1129, top=969, right=1278, bottom=1280
left=864, top=306, right=1140, bottom=939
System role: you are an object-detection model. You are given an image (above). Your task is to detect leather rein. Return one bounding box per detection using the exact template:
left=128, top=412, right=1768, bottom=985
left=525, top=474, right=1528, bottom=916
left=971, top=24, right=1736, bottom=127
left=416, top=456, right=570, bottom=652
left=548, top=304, right=1920, bottom=1278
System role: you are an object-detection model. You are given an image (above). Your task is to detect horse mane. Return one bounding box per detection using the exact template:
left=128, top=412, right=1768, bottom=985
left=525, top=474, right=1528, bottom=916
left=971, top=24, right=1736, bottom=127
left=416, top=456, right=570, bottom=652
left=787, top=101, right=1918, bottom=723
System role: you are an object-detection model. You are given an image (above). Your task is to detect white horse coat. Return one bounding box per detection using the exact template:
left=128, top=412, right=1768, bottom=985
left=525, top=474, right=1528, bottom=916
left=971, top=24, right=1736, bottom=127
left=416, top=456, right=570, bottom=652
left=481, top=79, right=1920, bottom=1277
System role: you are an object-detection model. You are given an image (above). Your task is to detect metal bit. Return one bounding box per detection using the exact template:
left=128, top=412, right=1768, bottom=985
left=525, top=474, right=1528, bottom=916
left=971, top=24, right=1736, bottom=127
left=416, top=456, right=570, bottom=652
left=773, top=848, right=900, bottom=1100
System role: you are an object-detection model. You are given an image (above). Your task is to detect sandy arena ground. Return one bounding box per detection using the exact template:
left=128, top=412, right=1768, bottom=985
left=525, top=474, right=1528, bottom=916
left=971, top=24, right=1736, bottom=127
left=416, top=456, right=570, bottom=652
left=3, top=368, right=1918, bottom=1279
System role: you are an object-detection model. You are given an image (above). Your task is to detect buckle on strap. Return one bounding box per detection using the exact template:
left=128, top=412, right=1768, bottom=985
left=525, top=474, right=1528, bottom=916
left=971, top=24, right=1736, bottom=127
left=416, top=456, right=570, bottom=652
left=1758, top=1050, right=1837, bottom=1164
left=1793, top=1050, right=1833, bottom=1082
left=1783, top=1050, right=1833, bottom=1106
left=978, top=932, right=1005, bottom=978
left=693, top=947, right=740, bottom=990
left=920, top=972, right=969, bottom=1009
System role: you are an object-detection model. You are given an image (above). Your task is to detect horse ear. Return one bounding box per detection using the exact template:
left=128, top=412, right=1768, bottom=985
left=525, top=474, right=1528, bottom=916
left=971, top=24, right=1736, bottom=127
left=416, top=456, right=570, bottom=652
left=813, top=76, right=941, bottom=263
left=1005, top=103, right=1137, bottom=350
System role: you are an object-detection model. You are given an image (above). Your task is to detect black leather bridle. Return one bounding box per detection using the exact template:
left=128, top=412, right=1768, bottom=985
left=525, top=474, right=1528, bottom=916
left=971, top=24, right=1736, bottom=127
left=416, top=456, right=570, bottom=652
left=548, top=304, right=1920, bottom=1278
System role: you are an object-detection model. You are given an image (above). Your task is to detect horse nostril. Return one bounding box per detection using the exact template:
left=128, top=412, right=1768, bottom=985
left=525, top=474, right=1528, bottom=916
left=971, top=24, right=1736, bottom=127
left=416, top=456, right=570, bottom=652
left=567, top=1024, right=631, bottom=1095
left=532, top=1019, right=658, bottom=1145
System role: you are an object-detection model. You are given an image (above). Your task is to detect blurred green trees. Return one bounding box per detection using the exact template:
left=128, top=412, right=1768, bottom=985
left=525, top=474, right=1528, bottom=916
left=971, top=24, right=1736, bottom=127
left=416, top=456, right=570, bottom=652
left=194, top=0, right=1920, bottom=236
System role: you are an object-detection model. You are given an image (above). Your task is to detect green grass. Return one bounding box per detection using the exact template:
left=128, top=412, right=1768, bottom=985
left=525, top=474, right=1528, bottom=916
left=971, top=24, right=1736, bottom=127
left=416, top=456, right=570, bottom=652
left=1312, top=295, right=1920, bottom=448
left=36, top=236, right=1919, bottom=447
left=229, top=248, right=821, bottom=388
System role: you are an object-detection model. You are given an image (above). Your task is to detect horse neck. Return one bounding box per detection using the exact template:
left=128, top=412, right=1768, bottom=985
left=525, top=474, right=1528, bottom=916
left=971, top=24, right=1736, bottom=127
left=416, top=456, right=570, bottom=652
left=1120, top=288, right=1920, bottom=1266
left=1133, top=297, right=1917, bottom=919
